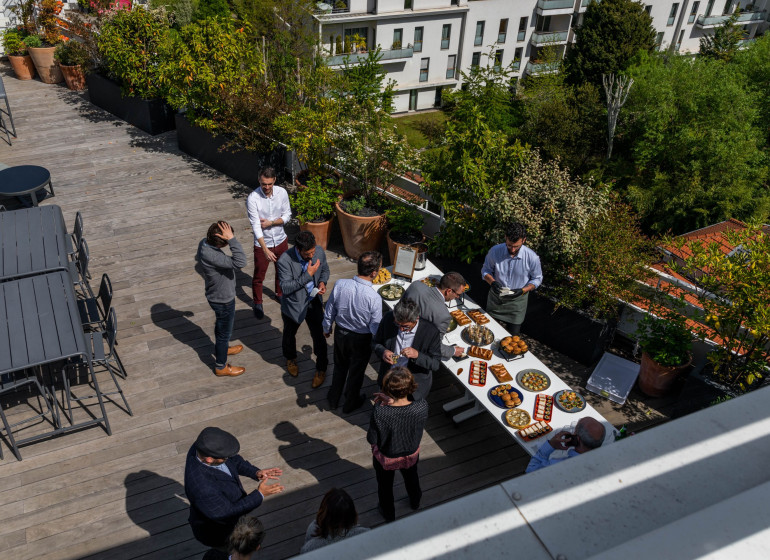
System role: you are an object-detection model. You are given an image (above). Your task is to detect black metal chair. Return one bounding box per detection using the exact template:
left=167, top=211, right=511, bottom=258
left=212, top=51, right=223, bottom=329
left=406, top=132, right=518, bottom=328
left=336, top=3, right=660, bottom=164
left=0, top=74, right=16, bottom=146
left=68, top=211, right=83, bottom=259
left=78, top=273, right=112, bottom=331
left=0, top=370, right=57, bottom=461
left=68, top=237, right=92, bottom=296
left=62, top=308, right=132, bottom=424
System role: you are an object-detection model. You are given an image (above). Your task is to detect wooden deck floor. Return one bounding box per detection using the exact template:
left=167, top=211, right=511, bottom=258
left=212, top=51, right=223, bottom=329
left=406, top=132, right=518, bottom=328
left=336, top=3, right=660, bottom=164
left=0, top=67, right=674, bottom=560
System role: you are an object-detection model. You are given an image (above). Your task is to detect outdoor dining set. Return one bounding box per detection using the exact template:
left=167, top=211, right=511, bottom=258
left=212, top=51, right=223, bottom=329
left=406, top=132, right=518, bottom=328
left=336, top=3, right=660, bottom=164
left=0, top=203, right=131, bottom=461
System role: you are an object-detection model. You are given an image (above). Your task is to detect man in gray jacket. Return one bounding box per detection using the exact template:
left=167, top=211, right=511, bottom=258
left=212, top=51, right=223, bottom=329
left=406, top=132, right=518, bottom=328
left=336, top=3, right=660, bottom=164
left=403, top=272, right=468, bottom=360
left=197, top=221, right=247, bottom=377
left=277, top=231, right=330, bottom=387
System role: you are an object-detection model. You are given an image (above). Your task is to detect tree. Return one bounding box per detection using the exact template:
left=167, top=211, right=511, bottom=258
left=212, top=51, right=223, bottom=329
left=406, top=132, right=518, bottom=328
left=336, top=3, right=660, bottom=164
left=623, top=52, right=770, bottom=234
left=699, top=11, right=743, bottom=62
left=733, top=33, right=770, bottom=144
left=603, top=73, right=633, bottom=160
left=193, top=0, right=230, bottom=22
left=565, top=0, right=656, bottom=88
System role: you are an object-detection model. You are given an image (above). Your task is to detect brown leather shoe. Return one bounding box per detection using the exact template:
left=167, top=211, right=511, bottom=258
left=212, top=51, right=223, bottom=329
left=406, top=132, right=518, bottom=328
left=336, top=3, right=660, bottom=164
left=287, top=359, right=299, bottom=377
left=227, top=344, right=243, bottom=355
left=311, top=370, right=326, bottom=389
left=215, top=364, right=245, bottom=377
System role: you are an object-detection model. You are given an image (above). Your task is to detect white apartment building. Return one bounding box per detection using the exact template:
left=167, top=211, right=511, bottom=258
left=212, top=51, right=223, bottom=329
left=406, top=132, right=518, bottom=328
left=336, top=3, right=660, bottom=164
left=312, top=0, right=770, bottom=112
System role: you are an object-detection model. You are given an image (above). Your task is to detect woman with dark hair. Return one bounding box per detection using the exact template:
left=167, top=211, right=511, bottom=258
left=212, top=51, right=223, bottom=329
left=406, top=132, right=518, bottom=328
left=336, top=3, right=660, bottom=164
left=300, top=488, right=369, bottom=553
left=202, top=515, right=266, bottom=560
left=367, top=366, right=429, bottom=522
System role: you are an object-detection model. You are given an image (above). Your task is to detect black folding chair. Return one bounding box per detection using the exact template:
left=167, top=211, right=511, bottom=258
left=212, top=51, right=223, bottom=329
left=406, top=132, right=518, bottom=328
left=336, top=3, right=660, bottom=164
left=68, top=237, right=92, bottom=296
left=0, top=74, right=16, bottom=146
left=78, top=273, right=112, bottom=331
left=62, top=309, right=132, bottom=423
left=0, top=370, right=57, bottom=461
left=68, top=211, right=83, bottom=259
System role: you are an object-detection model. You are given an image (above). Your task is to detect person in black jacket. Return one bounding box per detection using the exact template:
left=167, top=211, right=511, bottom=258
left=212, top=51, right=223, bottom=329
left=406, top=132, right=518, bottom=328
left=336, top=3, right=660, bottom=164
left=184, top=427, right=284, bottom=548
left=373, top=298, right=442, bottom=401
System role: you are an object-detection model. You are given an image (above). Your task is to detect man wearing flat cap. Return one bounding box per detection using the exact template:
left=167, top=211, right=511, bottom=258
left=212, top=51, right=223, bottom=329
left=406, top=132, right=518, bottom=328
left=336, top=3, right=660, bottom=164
left=185, top=427, right=284, bottom=548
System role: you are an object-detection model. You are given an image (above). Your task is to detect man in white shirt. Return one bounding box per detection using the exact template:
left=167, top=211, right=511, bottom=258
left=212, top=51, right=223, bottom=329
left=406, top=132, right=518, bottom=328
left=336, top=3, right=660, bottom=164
left=246, top=167, right=292, bottom=320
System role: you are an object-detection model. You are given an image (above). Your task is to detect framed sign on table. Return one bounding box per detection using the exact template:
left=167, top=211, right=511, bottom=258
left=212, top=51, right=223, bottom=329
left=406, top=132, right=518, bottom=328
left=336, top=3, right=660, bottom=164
left=393, top=246, right=418, bottom=280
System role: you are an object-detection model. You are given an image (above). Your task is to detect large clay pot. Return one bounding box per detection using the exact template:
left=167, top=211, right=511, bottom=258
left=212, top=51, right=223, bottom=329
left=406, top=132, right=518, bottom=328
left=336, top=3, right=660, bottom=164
left=300, top=218, right=334, bottom=250
left=637, top=352, right=692, bottom=397
left=28, top=46, right=63, bottom=84
left=8, top=54, right=37, bottom=80
left=59, top=64, right=86, bottom=91
left=335, top=201, right=386, bottom=259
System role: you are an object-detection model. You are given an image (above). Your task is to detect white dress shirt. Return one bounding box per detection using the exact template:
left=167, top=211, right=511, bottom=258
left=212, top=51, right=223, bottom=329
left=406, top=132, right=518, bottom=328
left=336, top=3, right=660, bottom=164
left=394, top=319, right=419, bottom=368
left=246, top=185, right=292, bottom=248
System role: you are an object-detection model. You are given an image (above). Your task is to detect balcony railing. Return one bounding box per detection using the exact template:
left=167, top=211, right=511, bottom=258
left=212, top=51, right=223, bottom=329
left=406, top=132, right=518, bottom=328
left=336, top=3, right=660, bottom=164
left=314, top=3, right=350, bottom=15
left=526, top=60, right=560, bottom=75
left=325, top=47, right=414, bottom=67
left=530, top=30, right=569, bottom=45
left=537, top=0, right=575, bottom=10
left=696, top=10, right=766, bottom=28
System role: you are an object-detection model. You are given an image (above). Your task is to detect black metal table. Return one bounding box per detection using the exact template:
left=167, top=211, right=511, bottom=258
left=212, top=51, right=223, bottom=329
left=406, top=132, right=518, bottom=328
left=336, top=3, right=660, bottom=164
left=0, top=165, right=54, bottom=206
left=0, top=205, right=73, bottom=281
left=0, top=271, right=111, bottom=458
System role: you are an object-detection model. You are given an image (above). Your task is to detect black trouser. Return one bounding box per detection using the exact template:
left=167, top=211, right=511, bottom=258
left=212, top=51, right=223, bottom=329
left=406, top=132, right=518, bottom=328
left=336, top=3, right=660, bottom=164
left=328, top=327, right=372, bottom=407
left=281, top=296, right=328, bottom=371
left=373, top=456, right=421, bottom=521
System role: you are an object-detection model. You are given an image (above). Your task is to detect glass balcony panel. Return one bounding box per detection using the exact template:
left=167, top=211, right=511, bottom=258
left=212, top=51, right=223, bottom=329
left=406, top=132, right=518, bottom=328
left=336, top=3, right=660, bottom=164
left=537, top=0, right=575, bottom=10
left=530, top=30, right=569, bottom=44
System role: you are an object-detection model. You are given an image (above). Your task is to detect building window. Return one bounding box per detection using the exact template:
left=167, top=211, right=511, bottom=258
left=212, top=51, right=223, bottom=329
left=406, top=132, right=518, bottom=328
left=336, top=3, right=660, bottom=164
left=721, top=0, right=731, bottom=14
left=656, top=31, right=665, bottom=49
left=441, top=24, right=451, bottom=49
left=404, top=0, right=413, bottom=9
left=668, top=3, right=679, bottom=26
left=471, top=52, right=481, bottom=68
left=409, top=89, right=417, bottom=110
left=513, top=47, right=522, bottom=71
left=498, top=19, right=508, bottom=43
left=414, top=27, right=423, bottom=52
left=475, top=21, right=485, bottom=46
left=689, top=1, right=700, bottom=23
left=536, top=15, right=551, bottom=32
left=392, top=29, right=403, bottom=49
left=675, top=29, right=684, bottom=50
left=518, top=17, right=527, bottom=41
left=420, top=57, right=429, bottom=82
left=645, top=5, right=652, bottom=14
left=494, top=49, right=503, bottom=70
left=446, top=54, right=457, bottom=79
left=344, top=28, right=368, bottom=52
left=435, top=87, right=443, bottom=107
left=705, top=0, right=715, bottom=16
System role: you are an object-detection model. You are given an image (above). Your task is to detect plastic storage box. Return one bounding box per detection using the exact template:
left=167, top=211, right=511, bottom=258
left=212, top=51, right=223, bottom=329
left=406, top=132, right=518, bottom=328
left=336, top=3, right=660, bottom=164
left=586, top=352, right=640, bottom=405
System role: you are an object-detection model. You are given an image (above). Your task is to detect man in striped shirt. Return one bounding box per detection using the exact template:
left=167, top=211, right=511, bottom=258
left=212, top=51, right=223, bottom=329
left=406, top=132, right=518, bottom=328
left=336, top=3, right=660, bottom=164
left=323, top=251, right=383, bottom=413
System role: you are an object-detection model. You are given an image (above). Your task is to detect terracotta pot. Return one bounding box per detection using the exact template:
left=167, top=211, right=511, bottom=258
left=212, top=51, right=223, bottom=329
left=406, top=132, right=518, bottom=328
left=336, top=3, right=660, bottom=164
left=300, top=218, right=334, bottom=250
left=28, top=46, right=63, bottom=84
left=386, top=230, right=425, bottom=265
left=8, top=54, right=37, bottom=80
left=637, top=352, right=692, bottom=397
left=335, top=201, right=386, bottom=259
left=59, top=64, right=86, bottom=91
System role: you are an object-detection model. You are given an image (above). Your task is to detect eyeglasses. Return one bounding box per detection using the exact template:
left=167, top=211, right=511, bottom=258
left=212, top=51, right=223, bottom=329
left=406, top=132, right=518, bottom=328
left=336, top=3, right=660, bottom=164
left=395, top=321, right=416, bottom=331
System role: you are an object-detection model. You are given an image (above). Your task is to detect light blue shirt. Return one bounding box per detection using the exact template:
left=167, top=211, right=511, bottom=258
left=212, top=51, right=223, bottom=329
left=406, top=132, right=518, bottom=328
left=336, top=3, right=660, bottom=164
left=323, top=276, right=382, bottom=335
left=525, top=440, right=580, bottom=473
left=296, top=248, right=316, bottom=295
left=481, top=243, right=543, bottom=290
left=197, top=456, right=232, bottom=477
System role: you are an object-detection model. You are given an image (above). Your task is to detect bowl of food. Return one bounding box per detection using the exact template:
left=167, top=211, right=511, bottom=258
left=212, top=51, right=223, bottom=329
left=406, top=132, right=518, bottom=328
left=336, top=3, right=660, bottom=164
left=378, top=283, right=404, bottom=301
left=461, top=324, right=495, bottom=346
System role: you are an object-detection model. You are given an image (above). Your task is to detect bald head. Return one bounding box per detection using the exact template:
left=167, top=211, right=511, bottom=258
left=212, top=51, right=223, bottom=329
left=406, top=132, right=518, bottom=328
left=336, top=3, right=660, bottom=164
left=575, top=418, right=605, bottom=451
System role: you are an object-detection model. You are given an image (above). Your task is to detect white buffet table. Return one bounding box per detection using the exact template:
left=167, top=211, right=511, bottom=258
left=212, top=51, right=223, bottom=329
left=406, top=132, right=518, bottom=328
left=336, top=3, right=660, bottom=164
left=378, top=259, right=615, bottom=456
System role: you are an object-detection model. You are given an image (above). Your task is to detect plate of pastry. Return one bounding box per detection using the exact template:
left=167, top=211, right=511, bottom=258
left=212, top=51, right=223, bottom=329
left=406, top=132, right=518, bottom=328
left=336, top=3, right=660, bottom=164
left=488, top=384, right=524, bottom=409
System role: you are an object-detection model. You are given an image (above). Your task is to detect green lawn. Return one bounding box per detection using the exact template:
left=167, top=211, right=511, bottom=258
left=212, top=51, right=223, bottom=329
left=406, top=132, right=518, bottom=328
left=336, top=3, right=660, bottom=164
left=393, top=110, right=447, bottom=149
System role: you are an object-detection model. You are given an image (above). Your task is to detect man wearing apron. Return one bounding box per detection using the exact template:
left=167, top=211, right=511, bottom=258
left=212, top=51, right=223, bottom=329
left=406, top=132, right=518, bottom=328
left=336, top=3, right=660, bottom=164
left=482, top=223, right=543, bottom=334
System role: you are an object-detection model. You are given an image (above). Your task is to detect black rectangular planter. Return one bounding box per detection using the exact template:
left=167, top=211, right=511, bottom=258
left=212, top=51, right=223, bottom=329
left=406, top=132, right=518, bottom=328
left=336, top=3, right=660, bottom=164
left=175, top=114, right=291, bottom=189
left=86, top=73, right=175, bottom=136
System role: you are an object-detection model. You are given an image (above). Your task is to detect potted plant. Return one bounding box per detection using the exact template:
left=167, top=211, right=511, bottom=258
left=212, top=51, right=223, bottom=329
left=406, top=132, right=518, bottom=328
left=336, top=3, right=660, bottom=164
left=26, top=0, right=65, bottom=84
left=54, top=39, right=90, bottom=90
left=635, top=313, right=693, bottom=397
left=292, top=176, right=343, bottom=250
left=385, top=203, right=424, bottom=264
left=2, top=28, right=36, bottom=80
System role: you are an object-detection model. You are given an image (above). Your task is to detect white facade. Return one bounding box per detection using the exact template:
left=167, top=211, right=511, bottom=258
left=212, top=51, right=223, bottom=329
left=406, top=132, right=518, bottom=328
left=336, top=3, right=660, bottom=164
left=313, top=0, right=770, bottom=112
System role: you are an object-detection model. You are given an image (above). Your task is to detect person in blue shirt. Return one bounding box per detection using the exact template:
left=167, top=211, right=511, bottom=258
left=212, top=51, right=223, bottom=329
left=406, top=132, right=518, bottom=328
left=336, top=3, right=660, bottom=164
left=525, top=417, right=606, bottom=473
left=481, top=222, right=543, bottom=335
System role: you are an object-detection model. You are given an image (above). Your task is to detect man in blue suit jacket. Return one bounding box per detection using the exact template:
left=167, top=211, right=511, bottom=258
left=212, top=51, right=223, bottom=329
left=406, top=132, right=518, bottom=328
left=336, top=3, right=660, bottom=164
left=276, top=230, right=330, bottom=388
left=185, top=427, right=284, bottom=548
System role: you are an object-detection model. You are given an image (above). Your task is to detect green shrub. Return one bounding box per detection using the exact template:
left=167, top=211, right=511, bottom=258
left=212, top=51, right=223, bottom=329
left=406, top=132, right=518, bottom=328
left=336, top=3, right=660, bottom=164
left=292, top=177, right=343, bottom=223
left=386, top=204, right=423, bottom=236
left=2, top=28, right=27, bottom=56
left=55, top=40, right=91, bottom=68
left=23, top=34, right=42, bottom=49
left=636, top=314, right=692, bottom=367
left=193, top=0, right=229, bottom=21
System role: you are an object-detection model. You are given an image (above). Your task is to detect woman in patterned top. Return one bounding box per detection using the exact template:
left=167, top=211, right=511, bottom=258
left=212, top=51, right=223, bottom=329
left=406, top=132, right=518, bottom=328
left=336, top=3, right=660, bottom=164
left=367, top=367, right=429, bottom=522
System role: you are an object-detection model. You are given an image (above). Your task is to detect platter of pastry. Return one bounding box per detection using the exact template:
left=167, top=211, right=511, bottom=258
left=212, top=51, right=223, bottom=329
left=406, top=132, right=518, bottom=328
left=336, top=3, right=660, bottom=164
left=420, top=276, right=440, bottom=288
left=488, top=384, right=523, bottom=409
left=516, top=369, right=551, bottom=392
left=518, top=421, right=553, bottom=441
left=378, top=284, right=404, bottom=301
left=468, top=361, right=487, bottom=386
left=504, top=408, right=531, bottom=429
left=533, top=394, right=554, bottom=422
left=467, top=345, right=493, bottom=361
left=373, top=268, right=392, bottom=284
left=553, top=390, right=587, bottom=413
left=467, top=310, right=490, bottom=325
left=489, top=363, right=513, bottom=383
left=499, top=335, right=528, bottom=357
left=461, top=324, right=495, bottom=346
left=449, top=309, right=471, bottom=326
